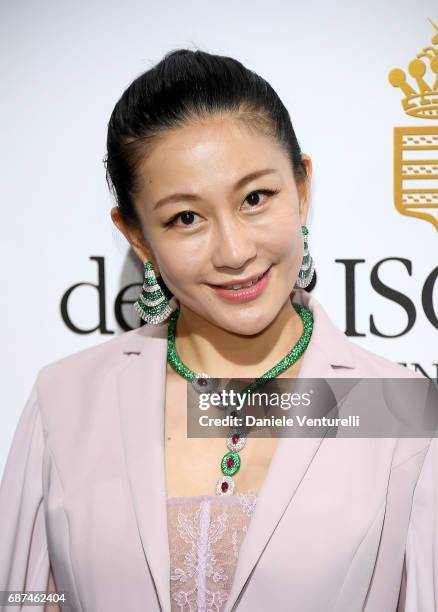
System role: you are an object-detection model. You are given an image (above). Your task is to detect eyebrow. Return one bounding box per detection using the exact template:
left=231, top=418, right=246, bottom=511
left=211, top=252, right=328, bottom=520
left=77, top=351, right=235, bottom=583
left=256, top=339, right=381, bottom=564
left=152, top=168, right=278, bottom=211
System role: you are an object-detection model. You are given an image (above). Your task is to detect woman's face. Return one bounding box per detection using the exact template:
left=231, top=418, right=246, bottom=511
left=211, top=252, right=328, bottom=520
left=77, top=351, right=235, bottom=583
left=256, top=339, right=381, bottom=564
left=117, top=115, right=311, bottom=335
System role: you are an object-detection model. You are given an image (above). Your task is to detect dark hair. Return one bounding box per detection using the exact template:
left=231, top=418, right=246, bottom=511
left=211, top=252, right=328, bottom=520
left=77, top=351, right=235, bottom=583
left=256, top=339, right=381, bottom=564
left=104, top=47, right=316, bottom=292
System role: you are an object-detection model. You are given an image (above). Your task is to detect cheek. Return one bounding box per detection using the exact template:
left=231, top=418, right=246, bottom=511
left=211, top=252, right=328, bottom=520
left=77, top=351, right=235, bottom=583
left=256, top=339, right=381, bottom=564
left=154, top=241, right=205, bottom=291
left=255, top=199, right=300, bottom=257
left=256, top=221, right=301, bottom=264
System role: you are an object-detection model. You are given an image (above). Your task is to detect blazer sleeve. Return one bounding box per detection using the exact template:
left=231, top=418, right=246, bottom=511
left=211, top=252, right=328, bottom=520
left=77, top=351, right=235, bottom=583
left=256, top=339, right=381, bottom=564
left=0, top=380, right=50, bottom=610
left=401, top=437, right=438, bottom=611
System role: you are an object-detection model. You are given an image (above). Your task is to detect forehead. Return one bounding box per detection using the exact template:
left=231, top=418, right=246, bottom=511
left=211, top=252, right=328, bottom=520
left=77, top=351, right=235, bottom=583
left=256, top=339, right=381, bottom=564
left=137, top=115, right=290, bottom=194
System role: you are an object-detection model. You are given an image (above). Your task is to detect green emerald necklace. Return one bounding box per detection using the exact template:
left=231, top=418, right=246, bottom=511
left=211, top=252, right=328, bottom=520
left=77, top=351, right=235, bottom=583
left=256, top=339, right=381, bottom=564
left=166, top=302, right=314, bottom=495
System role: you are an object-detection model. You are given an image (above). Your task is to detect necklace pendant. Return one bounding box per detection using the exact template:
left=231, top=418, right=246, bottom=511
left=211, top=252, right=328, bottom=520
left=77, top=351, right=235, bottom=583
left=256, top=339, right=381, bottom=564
left=191, top=372, right=220, bottom=395
left=221, top=451, right=241, bottom=476
left=226, top=432, right=246, bottom=452
left=167, top=302, right=315, bottom=500
left=216, top=475, right=235, bottom=495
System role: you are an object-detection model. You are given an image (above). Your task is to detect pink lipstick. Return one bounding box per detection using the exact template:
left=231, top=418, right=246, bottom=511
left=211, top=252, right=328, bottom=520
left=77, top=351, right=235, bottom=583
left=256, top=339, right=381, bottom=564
left=208, top=266, right=272, bottom=304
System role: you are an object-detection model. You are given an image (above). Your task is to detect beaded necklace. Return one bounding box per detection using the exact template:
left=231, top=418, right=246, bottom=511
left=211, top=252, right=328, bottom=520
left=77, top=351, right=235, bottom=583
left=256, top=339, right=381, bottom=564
left=166, top=302, right=314, bottom=495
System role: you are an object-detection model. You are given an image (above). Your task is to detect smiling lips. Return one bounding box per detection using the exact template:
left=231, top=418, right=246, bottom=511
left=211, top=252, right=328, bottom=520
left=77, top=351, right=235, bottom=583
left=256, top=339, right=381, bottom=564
left=210, top=265, right=271, bottom=289
left=208, top=266, right=272, bottom=303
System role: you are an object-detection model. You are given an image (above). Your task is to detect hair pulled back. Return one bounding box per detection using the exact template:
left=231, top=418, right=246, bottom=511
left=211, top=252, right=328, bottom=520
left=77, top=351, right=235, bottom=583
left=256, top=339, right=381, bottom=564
left=104, top=48, right=308, bottom=229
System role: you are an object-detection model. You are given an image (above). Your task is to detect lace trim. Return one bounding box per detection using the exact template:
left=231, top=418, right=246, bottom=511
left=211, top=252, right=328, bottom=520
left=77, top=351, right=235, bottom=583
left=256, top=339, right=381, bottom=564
left=168, top=489, right=258, bottom=611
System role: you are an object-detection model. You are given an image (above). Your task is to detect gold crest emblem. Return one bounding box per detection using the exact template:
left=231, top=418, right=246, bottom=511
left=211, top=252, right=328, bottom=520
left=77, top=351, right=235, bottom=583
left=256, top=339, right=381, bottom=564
left=388, top=18, right=438, bottom=231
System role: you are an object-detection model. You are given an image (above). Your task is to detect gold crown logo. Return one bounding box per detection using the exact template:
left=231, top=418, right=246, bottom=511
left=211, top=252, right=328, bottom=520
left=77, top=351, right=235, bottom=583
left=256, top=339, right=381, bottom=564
left=388, top=17, right=438, bottom=118
left=387, top=17, right=438, bottom=231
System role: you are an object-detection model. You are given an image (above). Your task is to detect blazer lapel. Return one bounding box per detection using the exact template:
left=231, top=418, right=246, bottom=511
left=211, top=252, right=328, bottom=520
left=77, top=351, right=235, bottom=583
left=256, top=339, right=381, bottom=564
left=116, top=289, right=357, bottom=612
left=116, top=324, right=171, bottom=612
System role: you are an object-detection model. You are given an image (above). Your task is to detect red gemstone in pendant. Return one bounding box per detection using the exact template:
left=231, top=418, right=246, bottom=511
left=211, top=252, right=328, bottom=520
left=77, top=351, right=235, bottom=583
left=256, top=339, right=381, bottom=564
left=232, top=434, right=239, bottom=444
left=196, top=378, right=207, bottom=386
left=216, top=475, right=235, bottom=495
left=226, top=457, right=235, bottom=468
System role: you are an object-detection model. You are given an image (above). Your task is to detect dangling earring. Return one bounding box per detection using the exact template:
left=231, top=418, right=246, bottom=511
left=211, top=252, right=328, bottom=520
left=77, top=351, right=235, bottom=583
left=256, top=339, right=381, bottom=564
left=133, top=261, right=173, bottom=324
left=294, top=225, right=315, bottom=288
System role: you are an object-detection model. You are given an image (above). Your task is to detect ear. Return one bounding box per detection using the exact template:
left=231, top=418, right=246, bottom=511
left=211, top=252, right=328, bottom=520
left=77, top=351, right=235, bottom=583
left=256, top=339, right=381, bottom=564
left=110, top=207, right=160, bottom=271
left=297, top=154, right=313, bottom=227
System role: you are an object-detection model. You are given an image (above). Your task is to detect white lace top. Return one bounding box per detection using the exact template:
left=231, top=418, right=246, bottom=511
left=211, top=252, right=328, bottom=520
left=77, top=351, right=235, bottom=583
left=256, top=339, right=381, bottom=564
left=167, top=490, right=258, bottom=612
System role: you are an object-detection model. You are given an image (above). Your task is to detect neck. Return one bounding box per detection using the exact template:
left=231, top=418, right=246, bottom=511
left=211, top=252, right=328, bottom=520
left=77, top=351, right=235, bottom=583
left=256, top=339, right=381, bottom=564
left=173, top=296, right=304, bottom=379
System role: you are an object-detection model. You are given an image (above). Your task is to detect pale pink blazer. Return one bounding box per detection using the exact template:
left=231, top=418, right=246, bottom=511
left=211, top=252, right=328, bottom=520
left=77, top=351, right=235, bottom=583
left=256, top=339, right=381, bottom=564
left=0, top=289, right=436, bottom=612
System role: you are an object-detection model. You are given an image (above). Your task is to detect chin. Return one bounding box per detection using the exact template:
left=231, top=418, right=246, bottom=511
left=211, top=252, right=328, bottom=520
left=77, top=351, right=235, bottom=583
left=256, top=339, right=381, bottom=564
left=220, top=310, right=274, bottom=336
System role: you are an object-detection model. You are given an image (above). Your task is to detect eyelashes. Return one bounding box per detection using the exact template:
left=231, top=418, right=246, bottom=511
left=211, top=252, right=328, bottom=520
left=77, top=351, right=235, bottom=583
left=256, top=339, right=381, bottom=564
left=164, top=188, right=280, bottom=228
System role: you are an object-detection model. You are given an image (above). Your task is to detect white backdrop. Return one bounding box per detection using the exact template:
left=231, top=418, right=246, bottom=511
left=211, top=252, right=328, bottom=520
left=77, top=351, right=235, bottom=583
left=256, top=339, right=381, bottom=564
left=1, top=0, right=437, bottom=477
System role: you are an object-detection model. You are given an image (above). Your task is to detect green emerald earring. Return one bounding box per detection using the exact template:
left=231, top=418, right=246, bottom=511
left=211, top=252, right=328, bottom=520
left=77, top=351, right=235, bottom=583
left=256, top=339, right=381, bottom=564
left=133, top=261, right=173, bottom=324
left=295, top=225, right=315, bottom=289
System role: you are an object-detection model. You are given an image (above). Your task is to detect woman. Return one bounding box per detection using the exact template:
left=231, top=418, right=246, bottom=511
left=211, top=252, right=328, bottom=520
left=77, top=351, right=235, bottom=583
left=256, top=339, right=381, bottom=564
left=0, top=48, right=436, bottom=612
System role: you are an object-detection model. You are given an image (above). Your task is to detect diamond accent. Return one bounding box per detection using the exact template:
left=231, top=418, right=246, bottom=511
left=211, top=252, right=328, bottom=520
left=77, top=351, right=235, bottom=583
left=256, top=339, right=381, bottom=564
left=190, top=373, right=222, bottom=395
left=226, top=433, right=246, bottom=452
left=216, top=475, right=235, bottom=495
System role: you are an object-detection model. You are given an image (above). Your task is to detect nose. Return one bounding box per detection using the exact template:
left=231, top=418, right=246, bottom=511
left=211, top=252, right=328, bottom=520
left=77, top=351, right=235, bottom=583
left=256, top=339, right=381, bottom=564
left=210, top=216, right=258, bottom=270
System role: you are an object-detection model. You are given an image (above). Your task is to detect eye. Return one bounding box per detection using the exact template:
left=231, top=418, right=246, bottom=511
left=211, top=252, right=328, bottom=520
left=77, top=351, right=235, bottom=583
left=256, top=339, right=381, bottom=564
left=242, top=189, right=279, bottom=211
left=164, top=210, right=201, bottom=228
left=164, top=188, right=279, bottom=229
